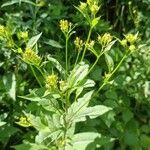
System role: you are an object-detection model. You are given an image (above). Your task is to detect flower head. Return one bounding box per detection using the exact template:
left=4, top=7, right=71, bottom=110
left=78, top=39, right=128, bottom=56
left=59, top=20, right=72, bottom=34
left=45, top=74, right=58, bottom=90
left=16, top=116, right=32, bottom=127
left=90, top=4, right=100, bottom=15
left=22, top=48, right=41, bottom=66
left=87, top=40, right=95, bottom=49
left=124, top=33, right=138, bottom=44
left=74, top=37, right=84, bottom=51
left=17, top=31, right=28, bottom=40
left=0, top=25, right=5, bottom=36
left=79, top=2, right=87, bottom=11
left=98, top=33, right=112, bottom=46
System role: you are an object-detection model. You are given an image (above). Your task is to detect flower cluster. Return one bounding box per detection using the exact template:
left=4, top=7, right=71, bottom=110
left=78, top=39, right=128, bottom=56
left=79, top=2, right=87, bottom=11
left=22, top=48, right=41, bottom=66
left=59, top=20, right=72, bottom=34
left=120, top=33, right=138, bottom=52
left=74, top=37, right=84, bottom=51
left=98, top=33, right=112, bottom=46
left=79, top=0, right=100, bottom=15
left=0, top=25, right=5, bottom=37
left=45, top=74, right=58, bottom=90
left=16, top=116, right=32, bottom=127
left=17, top=31, right=28, bottom=40
left=86, top=40, right=95, bottom=49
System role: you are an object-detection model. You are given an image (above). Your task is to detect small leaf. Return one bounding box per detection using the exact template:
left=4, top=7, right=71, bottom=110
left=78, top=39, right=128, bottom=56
left=105, top=53, right=114, bottom=72
left=91, top=17, right=100, bottom=28
left=27, top=33, right=42, bottom=48
left=104, top=40, right=116, bottom=52
left=3, top=73, right=16, bottom=101
left=44, top=39, right=63, bottom=48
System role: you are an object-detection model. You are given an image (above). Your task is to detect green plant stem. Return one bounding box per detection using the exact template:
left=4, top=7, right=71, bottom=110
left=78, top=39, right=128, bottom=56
left=96, top=54, right=127, bottom=94
left=88, top=48, right=104, bottom=74
left=30, top=65, right=42, bottom=87
left=36, top=66, right=45, bottom=79
left=74, top=50, right=81, bottom=67
left=80, top=27, right=92, bottom=62
left=65, top=36, right=69, bottom=76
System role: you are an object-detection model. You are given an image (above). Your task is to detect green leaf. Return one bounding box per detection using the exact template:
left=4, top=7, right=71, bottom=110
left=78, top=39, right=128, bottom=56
left=104, top=40, right=116, bottom=52
left=66, top=91, right=94, bottom=123
left=3, top=73, right=16, bottom=101
left=76, top=79, right=95, bottom=98
left=72, top=132, right=101, bottom=150
left=19, top=88, right=59, bottom=112
left=1, top=0, right=36, bottom=7
left=105, top=53, right=114, bottom=72
left=91, top=17, right=100, bottom=28
left=75, top=105, right=112, bottom=122
left=44, top=39, right=63, bottom=48
left=47, top=55, right=65, bottom=76
left=13, top=143, right=48, bottom=150
left=68, top=62, right=89, bottom=88
left=27, top=33, right=42, bottom=48
left=0, top=122, right=6, bottom=126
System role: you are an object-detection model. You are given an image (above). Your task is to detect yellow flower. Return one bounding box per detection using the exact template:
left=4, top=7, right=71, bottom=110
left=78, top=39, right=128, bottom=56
left=90, top=4, right=100, bottom=15
left=120, top=39, right=127, bottom=47
left=45, top=74, right=58, bottom=90
left=87, top=40, right=95, bottom=49
left=6, top=40, right=14, bottom=48
left=98, top=33, right=112, bottom=46
left=0, top=25, right=5, bottom=36
left=22, top=48, right=41, bottom=66
left=16, top=116, right=32, bottom=127
left=17, top=31, right=28, bottom=40
left=36, top=0, right=46, bottom=7
left=79, top=2, right=87, bottom=11
left=74, top=37, right=84, bottom=51
left=59, top=20, right=72, bottom=33
left=129, top=45, right=136, bottom=52
left=124, top=33, right=138, bottom=44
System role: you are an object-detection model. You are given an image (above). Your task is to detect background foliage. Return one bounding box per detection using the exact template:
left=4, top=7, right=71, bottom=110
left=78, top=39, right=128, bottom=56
left=0, top=0, right=150, bottom=150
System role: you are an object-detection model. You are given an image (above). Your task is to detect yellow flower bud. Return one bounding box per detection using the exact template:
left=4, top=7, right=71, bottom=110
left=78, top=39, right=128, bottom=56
left=59, top=20, right=72, bottom=33
left=125, top=33, right=138, bottom=44
left=74, top=37, right=84, bottom=51
left=17, top=48, right=23, bottom=54
left=98, top=33, right=112, bottom=46
left=86, top=40, right=95, bottom=49
left=120, top=39, right=127, bottom=47
left=90, top=4, right=99, bottom=15
left=22, top=48, right=41, bottom=66
left=45, top=74, right=58, bottom=90
left=16, top=116, right=32, bottom=127
left=129, top=45, right=136, bottom=52
left=36, top=0, right=46, bottom=7
left=17, top=31, right=28, bottom=40
left=0, top=25, right=5, bottom=36
left=79, top=2, right=87, bottom=11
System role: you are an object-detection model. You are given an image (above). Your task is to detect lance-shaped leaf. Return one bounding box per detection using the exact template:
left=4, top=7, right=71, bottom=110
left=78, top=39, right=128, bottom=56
left=70, top=132, right=101, bottom=150
left=27, top=32, right=42, bottom=48
left=105, top=53, right=114, bottom=72
left=74, top=105, right=112, bottom=122
left=66, top=91, right=93, bottom=123
left=3, top=73, right=16, bottom=101
left=67, top=62, right=89, bottom=88
left=47, top=55, right=65, bottom=76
